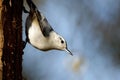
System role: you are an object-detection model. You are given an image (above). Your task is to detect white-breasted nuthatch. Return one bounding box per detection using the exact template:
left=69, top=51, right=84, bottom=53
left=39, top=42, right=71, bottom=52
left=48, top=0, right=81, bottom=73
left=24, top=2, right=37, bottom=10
left=25, top=0, right=73, bottom=55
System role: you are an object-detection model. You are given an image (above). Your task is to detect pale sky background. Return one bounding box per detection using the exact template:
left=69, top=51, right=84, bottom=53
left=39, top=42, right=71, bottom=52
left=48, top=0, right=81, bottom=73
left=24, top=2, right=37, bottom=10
left=22, top=0, right=120, bottom=80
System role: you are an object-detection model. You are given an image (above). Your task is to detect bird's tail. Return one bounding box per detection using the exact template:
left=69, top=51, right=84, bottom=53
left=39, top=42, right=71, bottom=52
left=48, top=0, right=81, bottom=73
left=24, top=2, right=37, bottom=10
left=26, top=0, right=37, bottom=12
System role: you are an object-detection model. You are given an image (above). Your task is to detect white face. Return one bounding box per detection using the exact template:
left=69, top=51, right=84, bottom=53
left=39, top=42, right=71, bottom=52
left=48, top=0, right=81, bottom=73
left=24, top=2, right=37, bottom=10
left=53, top=35, right=73, bottom=55
left=57, top=36, right=67, bottom=50
left=48, top=32, right=66, bottom=50
left=49, top=32, right=73, bottom=55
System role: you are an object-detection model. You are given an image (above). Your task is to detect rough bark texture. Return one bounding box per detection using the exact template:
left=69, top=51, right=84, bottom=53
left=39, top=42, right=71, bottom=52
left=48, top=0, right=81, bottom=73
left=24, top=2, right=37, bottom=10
left=1, top=0, right=23, bottom=80
left=0, top=0, right=3, bottom=79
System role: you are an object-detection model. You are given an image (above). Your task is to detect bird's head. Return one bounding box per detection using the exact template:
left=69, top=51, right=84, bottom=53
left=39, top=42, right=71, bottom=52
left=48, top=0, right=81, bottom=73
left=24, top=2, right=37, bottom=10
left=49, top=32, right=73, bottom=56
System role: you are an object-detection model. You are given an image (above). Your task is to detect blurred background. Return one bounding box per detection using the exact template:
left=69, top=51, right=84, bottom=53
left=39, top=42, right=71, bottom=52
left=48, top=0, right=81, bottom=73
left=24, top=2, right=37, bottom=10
left=22, top=0, right=120, bottom=80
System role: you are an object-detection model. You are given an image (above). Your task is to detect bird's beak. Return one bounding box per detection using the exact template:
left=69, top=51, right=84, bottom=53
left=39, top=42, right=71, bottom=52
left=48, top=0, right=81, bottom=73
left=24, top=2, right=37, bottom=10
left=65, top=48, right=73, bottom=56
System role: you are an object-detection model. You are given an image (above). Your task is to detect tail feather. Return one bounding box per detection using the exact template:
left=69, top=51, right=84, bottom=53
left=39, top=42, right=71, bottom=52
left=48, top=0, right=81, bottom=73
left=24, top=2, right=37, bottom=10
left=26, top=0, right=37, bottom=11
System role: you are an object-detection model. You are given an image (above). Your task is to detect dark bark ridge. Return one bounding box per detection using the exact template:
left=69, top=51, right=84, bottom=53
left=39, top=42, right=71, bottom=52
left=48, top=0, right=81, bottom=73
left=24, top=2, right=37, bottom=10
left=2, top=0, right=23, bottom=80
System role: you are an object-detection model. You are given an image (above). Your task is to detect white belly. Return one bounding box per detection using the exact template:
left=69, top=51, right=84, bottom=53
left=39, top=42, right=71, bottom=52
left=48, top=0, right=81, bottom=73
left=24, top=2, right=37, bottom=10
left=28, top=18, right=47, bottom=50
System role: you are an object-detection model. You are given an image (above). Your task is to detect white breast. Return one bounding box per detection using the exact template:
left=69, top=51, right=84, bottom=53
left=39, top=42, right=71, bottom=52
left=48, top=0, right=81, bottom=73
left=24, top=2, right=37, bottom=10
left=28, top=18, right=47, bottom=50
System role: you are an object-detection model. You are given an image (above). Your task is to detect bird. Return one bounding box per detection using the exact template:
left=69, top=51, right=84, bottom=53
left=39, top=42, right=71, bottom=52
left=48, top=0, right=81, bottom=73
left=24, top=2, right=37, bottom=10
left=25, top=0, right=73, bottom=56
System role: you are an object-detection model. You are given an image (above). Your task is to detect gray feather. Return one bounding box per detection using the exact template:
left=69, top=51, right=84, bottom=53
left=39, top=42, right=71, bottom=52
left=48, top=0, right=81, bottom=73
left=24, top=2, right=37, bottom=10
left=36, top=11, right=54, bottom=37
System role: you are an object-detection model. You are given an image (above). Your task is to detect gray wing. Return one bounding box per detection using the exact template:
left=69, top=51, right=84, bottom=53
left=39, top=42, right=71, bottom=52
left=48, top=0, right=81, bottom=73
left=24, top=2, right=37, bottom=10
left=36, top=10, right=54, bottom=37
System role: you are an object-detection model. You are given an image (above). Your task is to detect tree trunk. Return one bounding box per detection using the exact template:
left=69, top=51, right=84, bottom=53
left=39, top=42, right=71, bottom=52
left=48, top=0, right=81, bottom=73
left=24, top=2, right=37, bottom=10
left=0, top=0, right=3, bottom=79
left=1, top=0, right=23, bottom=80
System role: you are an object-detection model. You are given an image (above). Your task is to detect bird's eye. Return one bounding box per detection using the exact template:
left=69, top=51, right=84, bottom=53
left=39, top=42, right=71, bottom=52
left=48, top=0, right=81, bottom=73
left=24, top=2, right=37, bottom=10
left=61, top=40, right=64, bottom=44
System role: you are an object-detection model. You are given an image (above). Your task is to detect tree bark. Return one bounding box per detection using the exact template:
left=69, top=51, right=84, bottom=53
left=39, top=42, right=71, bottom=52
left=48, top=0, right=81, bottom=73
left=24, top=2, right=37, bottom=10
left=0, top=0, right=3, bottom=79
left=1, top=0, right=23, bottom=80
